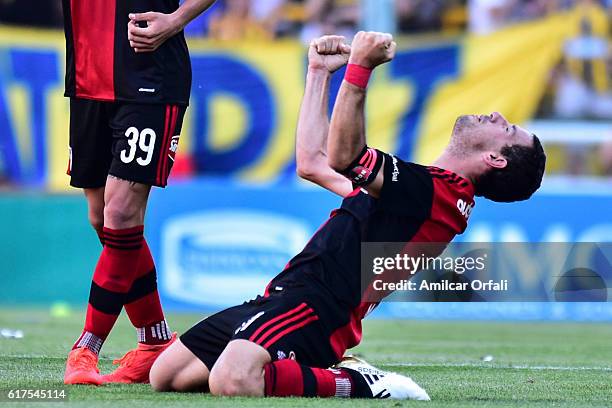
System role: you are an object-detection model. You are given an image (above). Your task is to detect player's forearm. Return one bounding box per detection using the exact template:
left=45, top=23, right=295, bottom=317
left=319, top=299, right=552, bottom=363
left=328, top=81, right=367, bottom=172
left=173, top=0, right=217, bottom=30
left=296, top=68, right=332, bottom=179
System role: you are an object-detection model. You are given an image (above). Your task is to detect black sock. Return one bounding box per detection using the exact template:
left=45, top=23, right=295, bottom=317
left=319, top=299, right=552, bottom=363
left=342, top=368, right=374, bottom=398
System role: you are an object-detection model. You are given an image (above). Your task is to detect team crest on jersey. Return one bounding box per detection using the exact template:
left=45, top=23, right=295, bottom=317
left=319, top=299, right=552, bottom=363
left=276, top=350, right=296, bottom=360
left=349, top=165, right=372, bottom=184
left=168, top=135, right=180, bottom=161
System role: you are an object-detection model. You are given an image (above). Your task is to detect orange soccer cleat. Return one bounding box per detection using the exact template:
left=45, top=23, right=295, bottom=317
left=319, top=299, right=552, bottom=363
left=64, top=347, right=104, bottom=385
left=102, top=333, right=177, bottom=384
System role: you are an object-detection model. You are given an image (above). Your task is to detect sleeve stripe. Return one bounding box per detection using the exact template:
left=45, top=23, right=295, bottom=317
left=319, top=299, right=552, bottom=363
left=359, top=148, right=377, bottom=170
left=359, top=150, right=371, bottom=166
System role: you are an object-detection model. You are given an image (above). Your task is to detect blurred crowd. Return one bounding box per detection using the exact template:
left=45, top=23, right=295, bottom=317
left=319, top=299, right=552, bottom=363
left=0, top=0, right=611, bottom=176
left=1, top=0, right=610, bottom=42
left=0, top=0, right=609, bottom=36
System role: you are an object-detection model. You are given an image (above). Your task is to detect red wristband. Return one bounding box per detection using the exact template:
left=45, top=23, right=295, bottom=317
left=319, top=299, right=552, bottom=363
left=345, top=64, right=372, bottom=89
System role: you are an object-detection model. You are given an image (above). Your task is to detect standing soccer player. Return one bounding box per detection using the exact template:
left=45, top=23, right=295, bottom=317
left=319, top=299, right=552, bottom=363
left=61, top=0, right=217, bottom=385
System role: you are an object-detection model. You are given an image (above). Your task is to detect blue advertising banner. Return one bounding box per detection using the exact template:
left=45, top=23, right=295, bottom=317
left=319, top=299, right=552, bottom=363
left=147, top=179, right=612, bottom=320
left=147, top=179, right=342, bottom=310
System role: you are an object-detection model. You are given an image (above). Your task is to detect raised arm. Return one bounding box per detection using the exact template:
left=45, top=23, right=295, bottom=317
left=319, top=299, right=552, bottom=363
left=328, top=31, right=396, bottom=197
left=296, top=36, right=354, bottom=197
left=127, top=0, right=218, bottom=53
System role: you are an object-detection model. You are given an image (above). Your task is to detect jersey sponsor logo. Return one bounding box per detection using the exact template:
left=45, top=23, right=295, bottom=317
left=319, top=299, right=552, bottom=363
left=457, top=199, right=473, bottom=219
left=138, top=88, right=156, bottom=93
left=235, top=311, right=265, bottom=334
left=391, top=156, right=400, bottom=182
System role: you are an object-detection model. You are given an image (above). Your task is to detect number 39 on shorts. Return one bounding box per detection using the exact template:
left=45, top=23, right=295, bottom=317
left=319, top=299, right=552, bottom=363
left=120, top=127, right=156, bottom=166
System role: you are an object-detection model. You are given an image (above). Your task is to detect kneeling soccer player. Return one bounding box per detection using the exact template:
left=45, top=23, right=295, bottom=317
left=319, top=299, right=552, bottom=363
left=149, top=33, right=546, bottom=399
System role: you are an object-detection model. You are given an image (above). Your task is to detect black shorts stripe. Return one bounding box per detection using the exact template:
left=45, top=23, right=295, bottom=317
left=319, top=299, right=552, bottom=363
left=89, top=281, right=124, bottom=315
left=125, top=268, right=158, bottom=304
left=156, top=105, right=172, bottom=186
left=250, top=304, right=312, bottom=345
left=253, top=311, right=316, bottom=346
left=180, top=289, right=342, bottom=372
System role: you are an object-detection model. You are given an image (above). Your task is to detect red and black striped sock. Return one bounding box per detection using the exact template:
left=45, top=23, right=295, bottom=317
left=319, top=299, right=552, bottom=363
left=124, top=240, right=171, bottom=345
left=95, top=229, right=104, bottom=246
left=263, top=359, right=371, bottom=398
left=73, top=226, right=144, bottom=355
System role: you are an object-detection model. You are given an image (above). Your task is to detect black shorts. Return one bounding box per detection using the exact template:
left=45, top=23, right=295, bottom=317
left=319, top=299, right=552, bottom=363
left=68, top=98, right=186, bottom=188
left=180, top=288, right=351, bottom=371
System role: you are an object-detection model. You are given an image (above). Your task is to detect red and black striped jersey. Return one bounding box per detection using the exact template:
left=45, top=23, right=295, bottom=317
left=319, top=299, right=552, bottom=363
left=62, top=0, right=191, bottom=105
left=267, top=152, right=475, bottom=354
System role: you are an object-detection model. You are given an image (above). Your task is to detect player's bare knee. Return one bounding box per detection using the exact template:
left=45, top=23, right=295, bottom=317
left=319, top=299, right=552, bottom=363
left=209, top=366, right=260, bottom=397
left=103, top=199, right=142, bottom=227
left=149, top=365, right=192, bottom=393
left=207, top=368, right=228, bottom=396
left=149, top=347, right=184, bottom=392
left=169, top=377, right=199, bottom=393
left=84, top=188, right=105, bottom=232
left=88, top=212, right=104, bottom=233
left=209, top=340, right=268, bottom=396
left=149, top=359, right=171, bottom=392
left=103, top=177, right=150, bottom=228
left=87, top=204, right=104, bottom=232
left=208, top=374, right=244, bottom=396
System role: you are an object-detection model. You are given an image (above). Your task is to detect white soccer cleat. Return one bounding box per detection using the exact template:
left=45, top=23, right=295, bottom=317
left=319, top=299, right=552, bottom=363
left=335, top=356, right=430, bottom=400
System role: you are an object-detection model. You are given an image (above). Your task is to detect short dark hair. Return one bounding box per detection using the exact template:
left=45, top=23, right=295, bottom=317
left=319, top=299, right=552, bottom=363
left=475, top=135, right=546, bottom=202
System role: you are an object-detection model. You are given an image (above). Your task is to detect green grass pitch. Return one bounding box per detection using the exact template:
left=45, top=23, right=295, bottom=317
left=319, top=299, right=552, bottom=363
left=0, top=308, right=611, bottom=407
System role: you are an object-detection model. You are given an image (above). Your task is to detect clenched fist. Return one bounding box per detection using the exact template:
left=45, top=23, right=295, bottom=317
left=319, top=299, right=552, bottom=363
left=348, top=31, right=397, bottom=69
left=308, top=35, right=351, bottom=73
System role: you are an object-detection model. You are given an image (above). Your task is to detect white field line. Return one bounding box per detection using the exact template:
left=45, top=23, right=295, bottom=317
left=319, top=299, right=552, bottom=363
left=4, top=355, right=611, bottom=372
left=382, top=362, right=612, bottom=371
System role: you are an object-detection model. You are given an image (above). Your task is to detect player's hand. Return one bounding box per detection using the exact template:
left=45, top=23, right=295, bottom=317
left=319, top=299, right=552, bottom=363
left=308, top=35, right=351, bottom=73
left=348, top=31, right=396, bottom=69
left=127, top=12, right=182, bottom=53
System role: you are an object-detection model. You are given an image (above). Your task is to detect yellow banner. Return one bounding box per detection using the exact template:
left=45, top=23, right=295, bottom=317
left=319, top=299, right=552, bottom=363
left=0, top=6, right=602, bottom=191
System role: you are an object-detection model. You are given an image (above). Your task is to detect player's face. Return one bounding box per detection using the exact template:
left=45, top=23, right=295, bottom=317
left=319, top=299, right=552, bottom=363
left=452, top=112, right=533, bottom=152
